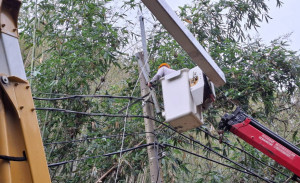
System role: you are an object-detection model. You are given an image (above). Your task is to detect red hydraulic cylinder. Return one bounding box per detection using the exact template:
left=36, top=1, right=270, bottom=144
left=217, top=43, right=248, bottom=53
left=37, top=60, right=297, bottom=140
left=230, top=118, right=300, bottom=177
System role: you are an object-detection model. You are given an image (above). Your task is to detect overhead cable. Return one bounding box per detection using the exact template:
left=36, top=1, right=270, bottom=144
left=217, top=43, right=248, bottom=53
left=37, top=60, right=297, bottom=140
left=35, top=107, right=148, bottom=119
left=146, top=117, right=275, bottom=183
left=48, top=143, right=154, bottom=168
left=163, top=144, right=261, bottom=177
left=118, top=92, right=150, bottom=113
left=197, top=127, right=289, bottom=178
left=36, top=94, right=275, bottom=181
left=103, top=143, right=154, bottom=157
left=169, top=133, right=286, bottom=182
left=48, top=154, right=103, bottom=167
left=47, top=138, right=274, bottom=183
left=33, top=94, right=144, bottom=101
left=44, top=132, right=155, bottom=146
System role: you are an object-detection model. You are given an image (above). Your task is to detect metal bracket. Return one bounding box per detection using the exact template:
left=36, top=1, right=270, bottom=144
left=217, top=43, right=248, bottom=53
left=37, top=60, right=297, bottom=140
left=218, top=107, right=247, bottom=131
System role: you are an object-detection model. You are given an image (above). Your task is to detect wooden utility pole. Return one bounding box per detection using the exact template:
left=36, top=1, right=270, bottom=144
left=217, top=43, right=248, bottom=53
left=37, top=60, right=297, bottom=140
left=137, top=52, right=163, bottom=183
left=138, top=15, right=161, bottom=114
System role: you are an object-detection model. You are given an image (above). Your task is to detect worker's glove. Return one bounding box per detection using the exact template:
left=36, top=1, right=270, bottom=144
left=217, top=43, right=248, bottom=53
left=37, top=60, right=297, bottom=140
left=147, top=82, right=153, bottom=88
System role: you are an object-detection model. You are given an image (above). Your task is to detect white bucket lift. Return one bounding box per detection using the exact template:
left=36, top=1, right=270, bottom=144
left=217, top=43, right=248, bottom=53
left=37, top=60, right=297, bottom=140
left=189, top=66, right=205, bottom=106
left=160, top=66, right=215, bottom=132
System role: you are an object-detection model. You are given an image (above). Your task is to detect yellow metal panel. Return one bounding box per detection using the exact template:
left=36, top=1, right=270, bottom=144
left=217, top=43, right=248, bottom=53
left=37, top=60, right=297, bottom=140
left=0, top=0, right=21, bottom=37
left=0, top=75, right=51, bottom=183
left=0, top=96, right=12, bottom=183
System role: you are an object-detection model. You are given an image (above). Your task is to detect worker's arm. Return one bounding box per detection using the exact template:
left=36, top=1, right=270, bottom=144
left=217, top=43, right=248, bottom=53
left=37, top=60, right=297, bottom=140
left=150, top=67, right=165, bottom=83
left=148, top=67, right=176, bottom=87
left=148, top=67, right=165, bottom=87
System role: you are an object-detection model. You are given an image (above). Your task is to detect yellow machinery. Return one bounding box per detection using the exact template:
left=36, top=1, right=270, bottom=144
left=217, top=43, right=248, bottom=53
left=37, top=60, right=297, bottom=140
left=0, top=0, right=51, bottom=182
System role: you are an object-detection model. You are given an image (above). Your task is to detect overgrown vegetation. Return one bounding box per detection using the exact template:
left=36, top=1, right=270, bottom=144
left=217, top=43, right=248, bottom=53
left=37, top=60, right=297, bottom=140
left=19, top=0, right=299, bottom=182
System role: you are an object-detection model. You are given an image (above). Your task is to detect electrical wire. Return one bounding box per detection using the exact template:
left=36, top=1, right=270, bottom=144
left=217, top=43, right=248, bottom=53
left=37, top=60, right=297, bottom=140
left=143, top=16, right=156, bottom=25
left=197, top=127, right=290, bottom=178
left=48, top=154, right=103, bottom=168
left=117, top=92, right=150, bottom=113
left=46, top=131, right=276, bottom=183
left=47, top=138, right=276, bottom=183
left=44, top=132, right=155, bottom=146
left=161, top=126, right=285, bottom=178
left=48, top=143, right=155, bottom=168
left=39, top=107, right=283, bottom=181
left=162, top=143, right=265, bottom=177
left=166, top=133, right=287, bottom=182
left=43, top=112, right=278, bottom=182
left=33, top=94, right=144, bottom=101
left=103, top=143, right=154, bottom=157
left=34, top=92, right=154, bottom=114
left=34, top=107, right=149, bottom=119
left=38, top=106, right=285, bottom=182
left=146, top=116, right=275, bottom=183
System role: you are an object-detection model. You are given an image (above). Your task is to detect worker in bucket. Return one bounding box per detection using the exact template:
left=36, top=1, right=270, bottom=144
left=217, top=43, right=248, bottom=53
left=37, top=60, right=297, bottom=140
left=148, top=63, right=214, bottom=110
left=147, top=63, right=175, bottom=88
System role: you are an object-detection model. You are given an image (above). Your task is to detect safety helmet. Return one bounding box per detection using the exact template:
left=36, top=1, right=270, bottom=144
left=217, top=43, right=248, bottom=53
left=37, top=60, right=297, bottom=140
left=158, top=63, right=170, bottom=70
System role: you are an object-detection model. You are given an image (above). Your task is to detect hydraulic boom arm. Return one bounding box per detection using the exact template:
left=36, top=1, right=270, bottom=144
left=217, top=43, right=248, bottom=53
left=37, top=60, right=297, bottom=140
left=219, top=108, right=300, bottom=182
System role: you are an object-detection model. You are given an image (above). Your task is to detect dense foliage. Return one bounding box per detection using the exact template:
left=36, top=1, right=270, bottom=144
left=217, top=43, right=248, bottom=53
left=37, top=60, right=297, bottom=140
left=19, top=0, right=299, bottom=182
left=19, top=0, right=147, bottom=182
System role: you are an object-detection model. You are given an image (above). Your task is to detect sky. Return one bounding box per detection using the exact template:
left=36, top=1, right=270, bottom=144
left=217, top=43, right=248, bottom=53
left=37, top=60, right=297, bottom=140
left=165, top=0, right=300, bottom=52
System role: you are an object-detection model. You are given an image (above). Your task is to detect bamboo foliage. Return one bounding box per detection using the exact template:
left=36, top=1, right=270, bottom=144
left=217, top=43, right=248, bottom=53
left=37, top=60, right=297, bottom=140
left=17, top=0, right=300, bottom=182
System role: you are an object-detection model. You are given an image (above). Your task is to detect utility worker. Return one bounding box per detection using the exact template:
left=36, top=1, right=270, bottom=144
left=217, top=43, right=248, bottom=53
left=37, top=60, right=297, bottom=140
left=148, top=63, right=214, bottom=110
left=147, top=63, right=175, bottom=88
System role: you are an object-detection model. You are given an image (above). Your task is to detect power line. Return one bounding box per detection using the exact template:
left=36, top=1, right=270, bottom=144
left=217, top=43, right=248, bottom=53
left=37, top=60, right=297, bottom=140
left=47, top=135, right=275, bottom=182
left=37, top=96, right=277, bottom=181
left=48, top=143, right=154, bottom=168
left=197, top=127, right=289, bottom=178
left=33, top=94, right=144, bottom=101
left=166, top=133, right=288, bottom=183
left=44, top=132, right=155, bottom=146
left=37, top=106, right=283, bottom=181
left=118, top=92, right=150, bottom=113
left=47, top=138, right=273, bottom=183
left=48, top=154, right=103, bottom=168
left=34, top=107, right=148, bottom=119
left=161, top=128, right=289, bottom=177
left=45, top=122, right=276, bottom=183
left=146, top=116, right=275, bottom=183
left=162, top=143, right=263, bottom=177
left=103, top=143, right=154, bottom=157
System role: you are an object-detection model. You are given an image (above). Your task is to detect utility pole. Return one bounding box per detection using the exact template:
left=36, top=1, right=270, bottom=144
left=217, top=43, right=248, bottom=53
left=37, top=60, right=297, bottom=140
left=139, top=16, right=150, bottom=75
left=136, top=15, right=162, bottom=183
left=137, top=52, right=163, bottom=183
left=138, top=15, right=161, bottom=114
